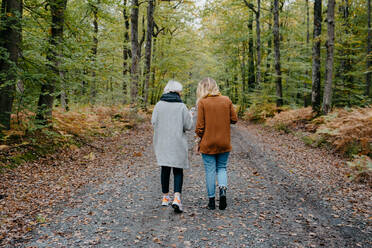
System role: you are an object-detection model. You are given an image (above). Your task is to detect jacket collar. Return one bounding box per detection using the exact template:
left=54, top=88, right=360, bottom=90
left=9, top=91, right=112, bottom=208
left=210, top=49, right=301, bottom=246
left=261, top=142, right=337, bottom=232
left=160, top=92, right=183, bottom=103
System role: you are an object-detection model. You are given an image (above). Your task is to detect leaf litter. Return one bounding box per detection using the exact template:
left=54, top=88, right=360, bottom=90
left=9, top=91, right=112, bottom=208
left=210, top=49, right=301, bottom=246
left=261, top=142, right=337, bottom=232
left=1, top=121, right=371, bottom=247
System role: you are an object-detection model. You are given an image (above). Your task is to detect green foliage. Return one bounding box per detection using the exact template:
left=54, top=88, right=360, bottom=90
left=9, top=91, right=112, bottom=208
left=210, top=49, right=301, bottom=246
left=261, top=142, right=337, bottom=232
left=200, top=0, right=371, bottom=109
left=274, top=123, right=291, bottom=134
left=1, top=0, right=371, bottom=131
left=347, top=155, right=372, bottom=185
left=301, top=134, right=327, bottom=148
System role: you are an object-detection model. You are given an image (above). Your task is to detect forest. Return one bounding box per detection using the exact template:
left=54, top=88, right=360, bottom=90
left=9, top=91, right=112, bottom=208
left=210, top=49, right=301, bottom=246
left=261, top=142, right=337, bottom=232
left=0, top=0, right=370, bottom=130
left=1, top=0, right=372, bottom=246
left=0, top=0, right=371, bottom=170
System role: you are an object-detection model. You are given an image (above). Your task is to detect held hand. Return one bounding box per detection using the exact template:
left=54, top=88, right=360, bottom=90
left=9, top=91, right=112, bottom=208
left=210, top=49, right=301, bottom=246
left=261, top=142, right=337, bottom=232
left=193, top=135, right=201, bottom=155
left=194, top=144, right=200, bottom=155
left=189, top=107, right=196, bottom=117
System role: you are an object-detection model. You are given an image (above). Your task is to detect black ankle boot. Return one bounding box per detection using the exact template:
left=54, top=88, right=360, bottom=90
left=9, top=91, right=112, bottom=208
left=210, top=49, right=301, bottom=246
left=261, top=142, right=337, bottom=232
left=207, top=197, right=215, bottom=210
left=219, top=187, right=227, bottom=210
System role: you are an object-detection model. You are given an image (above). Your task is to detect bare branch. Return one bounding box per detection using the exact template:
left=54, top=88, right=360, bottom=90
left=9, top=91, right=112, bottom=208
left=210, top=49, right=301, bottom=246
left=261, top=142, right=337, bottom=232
left=243, top=0, right=257, bottom=14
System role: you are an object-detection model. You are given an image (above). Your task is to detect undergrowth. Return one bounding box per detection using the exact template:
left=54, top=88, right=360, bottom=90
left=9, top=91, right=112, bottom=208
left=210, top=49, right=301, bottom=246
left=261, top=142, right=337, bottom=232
left=266, top=107, right=314, bottom=128
left=0, top=105, right=147, bottom=172
left=315, top=107, right=372, bottom=157
left=347, top=155, right=372, bottom=186
left=253, top=106, right=372, bottom=185
left=243, top=102, right=288, bottom=123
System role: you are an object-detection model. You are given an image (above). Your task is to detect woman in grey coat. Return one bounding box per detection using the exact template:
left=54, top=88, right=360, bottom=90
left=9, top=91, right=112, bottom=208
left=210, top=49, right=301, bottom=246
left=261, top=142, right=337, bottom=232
left=151, top=80, right=193, bottom=213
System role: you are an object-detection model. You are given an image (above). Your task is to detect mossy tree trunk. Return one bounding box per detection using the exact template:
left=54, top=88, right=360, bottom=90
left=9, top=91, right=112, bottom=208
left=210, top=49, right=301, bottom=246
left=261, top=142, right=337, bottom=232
left=0, top=0, right=22, bottom=130
left=37, top=0, right=67, bottom=123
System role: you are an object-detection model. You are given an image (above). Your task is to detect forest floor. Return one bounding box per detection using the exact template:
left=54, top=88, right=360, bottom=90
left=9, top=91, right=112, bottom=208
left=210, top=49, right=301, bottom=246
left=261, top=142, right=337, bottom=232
left=1, top=121, right=371, bottom=247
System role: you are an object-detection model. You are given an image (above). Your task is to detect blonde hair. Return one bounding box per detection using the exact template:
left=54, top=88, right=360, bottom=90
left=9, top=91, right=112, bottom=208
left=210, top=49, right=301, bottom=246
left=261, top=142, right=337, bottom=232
left=196, top=77, right=220, bottom=103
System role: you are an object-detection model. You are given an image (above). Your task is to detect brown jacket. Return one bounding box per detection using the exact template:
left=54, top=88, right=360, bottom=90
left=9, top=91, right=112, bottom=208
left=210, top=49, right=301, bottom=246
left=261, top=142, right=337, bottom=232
left=195, top=95, right=238, bottom=154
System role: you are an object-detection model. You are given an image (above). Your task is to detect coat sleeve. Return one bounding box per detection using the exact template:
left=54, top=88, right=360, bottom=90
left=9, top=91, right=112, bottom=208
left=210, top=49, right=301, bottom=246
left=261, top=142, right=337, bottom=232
left=183, top=104, right=193, bottom=131
left=195, top=101, right=205, bottom=137
left=151, top=104, right=158, bottom=126
left=230, top=101, right=238, bottom=124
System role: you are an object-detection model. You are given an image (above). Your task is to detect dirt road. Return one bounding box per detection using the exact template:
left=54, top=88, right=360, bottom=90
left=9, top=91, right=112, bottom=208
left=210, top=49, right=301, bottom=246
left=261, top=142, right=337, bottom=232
left=19, top=124, right=371, bottom=247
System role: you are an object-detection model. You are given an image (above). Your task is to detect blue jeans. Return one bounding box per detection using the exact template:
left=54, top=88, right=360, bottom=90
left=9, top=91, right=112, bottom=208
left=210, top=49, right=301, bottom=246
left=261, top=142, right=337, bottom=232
left=202, top=152, right=230, bottom=198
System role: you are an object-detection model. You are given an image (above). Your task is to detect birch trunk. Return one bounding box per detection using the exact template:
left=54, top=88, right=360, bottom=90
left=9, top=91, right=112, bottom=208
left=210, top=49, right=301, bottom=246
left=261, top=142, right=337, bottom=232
left=130, top=0, right=139, bottom=104
left=123, top=0, right=131, bottom=103
left=322, top=0, right=335, bottom=114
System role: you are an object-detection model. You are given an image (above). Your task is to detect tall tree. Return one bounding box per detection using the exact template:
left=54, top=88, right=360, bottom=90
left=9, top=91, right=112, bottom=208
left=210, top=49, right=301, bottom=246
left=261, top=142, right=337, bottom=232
left=37, top=0, right=68, bottom=122
left=240, top=43, right=247, bottom=92
left=322, top=0, right=335, bottom=114
left=90, top=0, right=100, bottom=103
left=304, top=0, right=310, bottom=107
left=123, top=0, right=131, bottom=103
left=273, top=0, right=283, bottom=107
left=243, top=0, right=261, bottom=87
left=367, top=0, right=371, bottom=97
left=130, top=0, right=139, bottom=105
left=138, top=14, right=146, bottom=99
left=0, top=0, right=22, bottom=130
left=247, top=11, right=255, bottom=90
left=149, top=24, right=164, bottom=104
left=265, top=1, right=273, bottom=83
left=143, top=0, right=154, bottom=107
left=337, top=0, right=353, bottom=105
left=311, top=0, right=322, bottom=112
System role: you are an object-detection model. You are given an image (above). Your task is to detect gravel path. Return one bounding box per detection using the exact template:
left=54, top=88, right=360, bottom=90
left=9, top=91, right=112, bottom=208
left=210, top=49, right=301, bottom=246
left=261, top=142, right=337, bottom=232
left=18, top=124, right=371, bottom=248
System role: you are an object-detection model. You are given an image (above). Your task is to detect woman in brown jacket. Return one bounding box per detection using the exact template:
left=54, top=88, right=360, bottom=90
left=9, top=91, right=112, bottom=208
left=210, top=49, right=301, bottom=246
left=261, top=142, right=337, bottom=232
left=195, top=78, right=238, bottom=210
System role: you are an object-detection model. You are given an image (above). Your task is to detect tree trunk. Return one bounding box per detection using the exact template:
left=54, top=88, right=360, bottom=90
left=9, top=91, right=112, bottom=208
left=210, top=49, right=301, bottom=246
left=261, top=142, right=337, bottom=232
left=265, top=2, right=273, bottom=83
left=256, top=0, right=261, bottom=86
left=37, top=0, right=68, bottom=122
left=143, top=0, right=154, bottom=107
left=311, top=0, right=322, bottom=112
left=123, top=0, right=131, bottom=103
left=338, top=0, right=353, bottom=105
left=0, top=0, right=22, bottom=130
left=60, top=70, right=68, bottom=111
left=304, top=0, right=310, bottom=107
left=130, top=0, right=139, bottom=105
left=322, top=0, right=335, bottom=114
left=248, top=12, right=255, bottom=90
left=273, top=0, right=283, bottom=107
left=138, top=15, right=146, bottom=101
left=150, top=36, right=157, bottom=105
left=243, top=0, right=261, bottom=87
left=241, top=42, right=247, bottom=92
left=367, top=0, right=371, bottom=97
left=90, top=0, right=99, bottom=103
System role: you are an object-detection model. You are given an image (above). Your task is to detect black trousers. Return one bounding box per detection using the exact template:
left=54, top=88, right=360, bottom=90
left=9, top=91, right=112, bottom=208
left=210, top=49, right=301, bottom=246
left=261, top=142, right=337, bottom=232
left=161, top=166, right=183, bottom=194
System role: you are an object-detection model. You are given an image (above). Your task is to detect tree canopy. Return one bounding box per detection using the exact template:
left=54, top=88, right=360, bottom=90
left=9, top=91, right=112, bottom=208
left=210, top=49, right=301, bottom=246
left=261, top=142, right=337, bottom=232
left=0, top=0, right=371, bottom=129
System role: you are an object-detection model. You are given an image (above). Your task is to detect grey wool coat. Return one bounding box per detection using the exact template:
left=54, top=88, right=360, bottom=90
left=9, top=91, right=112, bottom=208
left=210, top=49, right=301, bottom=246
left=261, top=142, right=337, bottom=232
left=151, top=101, right=193, bottom=169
